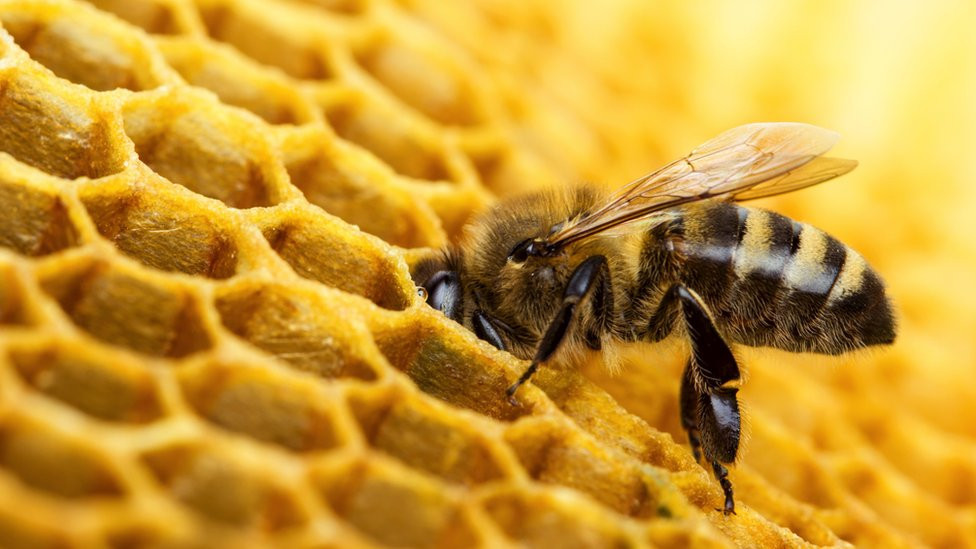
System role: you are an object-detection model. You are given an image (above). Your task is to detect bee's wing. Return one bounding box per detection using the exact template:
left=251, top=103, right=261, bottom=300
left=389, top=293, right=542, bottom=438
left=545, top=123, right=858, bottom=247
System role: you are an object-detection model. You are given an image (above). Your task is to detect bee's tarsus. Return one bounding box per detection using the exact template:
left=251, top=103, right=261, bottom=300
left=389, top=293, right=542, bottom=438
left=507, top=362, right=537, bottom=402
left=505, top=376, right=530, bottom=407
left=711, top=461, right=736, bottom=516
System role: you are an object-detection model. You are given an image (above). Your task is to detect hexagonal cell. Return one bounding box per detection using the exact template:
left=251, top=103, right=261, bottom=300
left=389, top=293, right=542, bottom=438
left=292, top=0, right=370, bottom=13
left=352, top=32, right=486, bottom=126
left=141, top=445, right=306, bottom=530
left=215, top=282, right=379, bottom=381
left=0, top=264, right=31, bottom=327
left=321, top=96, right=455, bottom=181
left=0, top=513, right=67, bottom=549
left=313, top=457, right=479, bottom=548
left=348, top=389, right=506, bottom=484
left=122, top=94, right=284, bottom=209
left=197, top=1, right=333, bottom=80
left=481, top=488, right=634, bottom=548
left=0, top=68, right=126, bottom=179
left=179, top=361, right=341, bottom=452
left=8, top=343, right=163, bottom=424
left=98, top=519, right=174, bottom=549
left=259, top=210, right=412, bottom=310
left=504, top=417, right=674, bottom=518
left=38, top=259, right=212, bottom=358
left=79, top=0, right=195, bottom=35
left=0, top=179, right=78, bottom=257
left=370, top=319, right=528, bottom=422
left=0, top=4, right=169, bottom=91
left=0, top=418, right=123, bottom=498
left=409, top=179, right=488, bottom=241
left=465, top=141, right=556, bottom=196
left=280, top=131, right=445, bottom=248
left=157, top=37, right=319, bottom=125
left=80, top=182, right=239, bottom=278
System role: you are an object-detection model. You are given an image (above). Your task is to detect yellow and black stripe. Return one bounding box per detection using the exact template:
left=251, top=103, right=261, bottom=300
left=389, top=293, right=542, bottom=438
left=643, top=202, right=895, bottom=354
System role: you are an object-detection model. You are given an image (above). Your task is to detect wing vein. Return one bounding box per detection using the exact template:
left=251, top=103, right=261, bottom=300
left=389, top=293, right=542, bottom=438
left=545, top=123, right=856, bottom=247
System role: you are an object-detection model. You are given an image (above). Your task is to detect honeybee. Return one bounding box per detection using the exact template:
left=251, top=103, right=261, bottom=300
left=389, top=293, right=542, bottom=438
left=412, top=123, right=895, bottom=515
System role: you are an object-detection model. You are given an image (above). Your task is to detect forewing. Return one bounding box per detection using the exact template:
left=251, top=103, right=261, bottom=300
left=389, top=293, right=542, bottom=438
left=731, top=156, right=857, bottom=201
left=546, top=123, right=855, bottom=246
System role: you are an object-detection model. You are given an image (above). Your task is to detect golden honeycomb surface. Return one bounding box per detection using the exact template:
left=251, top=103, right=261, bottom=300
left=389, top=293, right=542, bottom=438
left=0, top=0, right=974, bottom=547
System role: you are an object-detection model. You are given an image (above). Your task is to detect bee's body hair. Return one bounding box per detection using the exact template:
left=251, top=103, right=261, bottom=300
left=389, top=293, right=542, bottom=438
left=629, top=201, right=895, bottom=355
left=432, top=190, right=895, bottom=362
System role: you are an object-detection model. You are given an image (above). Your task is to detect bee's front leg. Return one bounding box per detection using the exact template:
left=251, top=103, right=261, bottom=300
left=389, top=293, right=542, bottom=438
left=675, top=286, right=742, bottom=516
left=505, top=255, right=609, bottom=404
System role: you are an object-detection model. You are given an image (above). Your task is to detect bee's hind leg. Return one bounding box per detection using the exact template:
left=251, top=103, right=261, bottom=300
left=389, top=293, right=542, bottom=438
left=675, top=286, right=742, bottom=516
left=679, top=360, right=703, bottom=464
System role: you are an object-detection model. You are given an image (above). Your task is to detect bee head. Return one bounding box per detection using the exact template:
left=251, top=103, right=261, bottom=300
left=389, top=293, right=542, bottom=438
left=492, top=234, right=571, bottom=326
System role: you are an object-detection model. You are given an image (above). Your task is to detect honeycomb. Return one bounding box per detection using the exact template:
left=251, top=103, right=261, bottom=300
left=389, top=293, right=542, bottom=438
left=1, top=0, right=975, bottom=547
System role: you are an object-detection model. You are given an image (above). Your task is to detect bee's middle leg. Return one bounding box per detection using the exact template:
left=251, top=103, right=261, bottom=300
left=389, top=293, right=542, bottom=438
left=675, top=286, right=742, bottom=516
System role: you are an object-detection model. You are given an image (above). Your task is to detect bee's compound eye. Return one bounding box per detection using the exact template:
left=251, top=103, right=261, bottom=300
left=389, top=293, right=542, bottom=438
left=421, top=270, right=462, bottom=322
left=416, top=286, right=428, bottom=301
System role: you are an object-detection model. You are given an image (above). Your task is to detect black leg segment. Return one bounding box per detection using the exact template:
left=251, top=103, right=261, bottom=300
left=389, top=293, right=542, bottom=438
left=696, top=390, right=741, bottom=465
left=472, top=310, right=507, bottom=351
left=677, top=286, right=740, bottom=388
left=711, top=460, right=736, bottom=516
left=679, top=360, right=703, bottom=464
left=675, top=285, right=742, bottom=515
left=506, top=255, right=608, bottom=403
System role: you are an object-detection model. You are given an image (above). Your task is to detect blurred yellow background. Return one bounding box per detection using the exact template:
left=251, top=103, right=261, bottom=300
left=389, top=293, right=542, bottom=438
left=547, top=0, right=976, bottom=434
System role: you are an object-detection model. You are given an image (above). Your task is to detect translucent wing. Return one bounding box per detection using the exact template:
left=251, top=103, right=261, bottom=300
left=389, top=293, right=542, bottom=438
left=545, top=123, right=857, bottom=247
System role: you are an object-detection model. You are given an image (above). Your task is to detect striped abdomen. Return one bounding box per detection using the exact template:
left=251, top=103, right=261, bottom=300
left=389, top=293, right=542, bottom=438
left=671, top=202, right=895, bottom=354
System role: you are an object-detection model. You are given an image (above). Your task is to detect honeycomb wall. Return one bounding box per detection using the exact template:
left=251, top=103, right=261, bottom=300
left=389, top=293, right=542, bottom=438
left=0, top=0, right=975, bottom=547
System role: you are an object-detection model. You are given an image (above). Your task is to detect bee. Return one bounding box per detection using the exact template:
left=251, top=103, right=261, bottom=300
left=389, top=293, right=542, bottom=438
left=411, top=123, right=895, bottom=515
